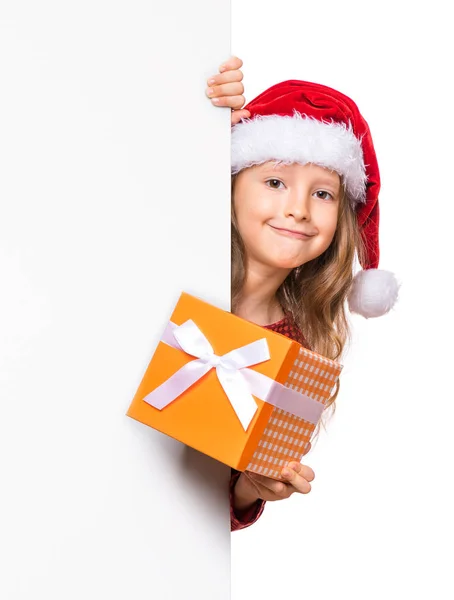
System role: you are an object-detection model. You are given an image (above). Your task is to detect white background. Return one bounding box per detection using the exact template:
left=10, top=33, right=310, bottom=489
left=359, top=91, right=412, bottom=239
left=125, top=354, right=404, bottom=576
left=1, top=1, right=453, bottom=599
left=0, top=1, right=232, bottom=599
left=231, top=2, right=454, bottom=599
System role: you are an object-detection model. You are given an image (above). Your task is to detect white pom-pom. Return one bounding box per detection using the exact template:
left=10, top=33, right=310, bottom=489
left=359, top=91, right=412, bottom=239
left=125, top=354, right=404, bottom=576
left=348, top=269, right=400, bottom=319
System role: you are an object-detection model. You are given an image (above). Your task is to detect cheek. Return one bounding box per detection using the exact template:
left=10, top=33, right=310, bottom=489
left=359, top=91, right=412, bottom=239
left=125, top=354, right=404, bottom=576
left=236, top=214, right=261, bottom=250
left=235, top=199, right=270, bottom=238
left=326, top=221, right=338, bottom=244
left=317, top=205, right=339, bottom=241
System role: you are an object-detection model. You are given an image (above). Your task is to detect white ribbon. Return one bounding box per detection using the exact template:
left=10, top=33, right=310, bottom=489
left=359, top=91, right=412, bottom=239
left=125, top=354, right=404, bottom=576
left=143, top=319, right=325, bottom=431
left=142, top=320, right=269, bottom=430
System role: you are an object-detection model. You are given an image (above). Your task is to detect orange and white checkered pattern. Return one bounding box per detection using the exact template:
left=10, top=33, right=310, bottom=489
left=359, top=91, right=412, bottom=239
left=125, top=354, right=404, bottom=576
left=246, top=347, right=342, bottom=479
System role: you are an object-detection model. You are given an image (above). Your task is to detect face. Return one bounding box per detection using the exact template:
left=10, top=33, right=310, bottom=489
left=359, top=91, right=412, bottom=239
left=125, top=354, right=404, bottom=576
left=233, top=162, right=341, bottom=273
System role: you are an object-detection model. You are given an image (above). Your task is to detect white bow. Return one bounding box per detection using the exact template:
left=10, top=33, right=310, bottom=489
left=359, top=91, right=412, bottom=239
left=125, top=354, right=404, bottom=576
left=143, top=320, right=270, bottom=430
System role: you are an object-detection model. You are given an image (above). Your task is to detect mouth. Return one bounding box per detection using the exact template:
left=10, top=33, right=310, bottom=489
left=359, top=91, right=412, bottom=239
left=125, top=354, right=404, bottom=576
left=268, top=225, right=316, bottom=239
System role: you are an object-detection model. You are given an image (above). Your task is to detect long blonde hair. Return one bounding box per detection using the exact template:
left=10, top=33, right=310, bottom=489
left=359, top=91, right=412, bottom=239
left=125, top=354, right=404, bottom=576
left=231, top=171, right=366, bottom=439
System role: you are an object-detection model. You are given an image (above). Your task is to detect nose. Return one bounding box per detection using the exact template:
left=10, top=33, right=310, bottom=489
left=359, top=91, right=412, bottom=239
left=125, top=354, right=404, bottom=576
left=284, top=189, right=311, bottom=221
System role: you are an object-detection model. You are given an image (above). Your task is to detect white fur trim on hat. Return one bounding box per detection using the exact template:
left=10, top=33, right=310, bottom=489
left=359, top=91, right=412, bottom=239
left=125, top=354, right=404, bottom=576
left=231, top=111, right=367, bottom=204
left=348, top=269, right=400, bottom=318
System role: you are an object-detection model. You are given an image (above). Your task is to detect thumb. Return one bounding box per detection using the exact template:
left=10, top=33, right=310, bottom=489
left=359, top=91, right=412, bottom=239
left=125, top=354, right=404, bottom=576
left=231, top=109, right=251, bottom=127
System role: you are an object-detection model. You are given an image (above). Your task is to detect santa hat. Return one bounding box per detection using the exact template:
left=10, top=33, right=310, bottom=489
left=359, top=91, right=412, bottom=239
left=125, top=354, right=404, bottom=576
left=231, top=79, right=399, bottom=319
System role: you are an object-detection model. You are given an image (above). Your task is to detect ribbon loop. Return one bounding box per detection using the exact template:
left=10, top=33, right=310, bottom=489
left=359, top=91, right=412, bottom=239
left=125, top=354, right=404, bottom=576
left=220, top=338, right=270, bottom=371
left=173, top=319, right=214, bottom=358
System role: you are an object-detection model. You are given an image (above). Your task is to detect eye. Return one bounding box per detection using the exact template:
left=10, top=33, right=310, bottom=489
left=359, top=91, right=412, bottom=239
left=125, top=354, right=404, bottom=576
left=265, top=178, right=285, bottom=190
left=314, top=190, right=334, bottom=201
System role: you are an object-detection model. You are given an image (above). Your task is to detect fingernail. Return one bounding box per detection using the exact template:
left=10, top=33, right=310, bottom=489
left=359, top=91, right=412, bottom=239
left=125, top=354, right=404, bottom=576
left=219, top=65, right=227, bottom=72
left=206, top=88, right=214, bottom=97
left=211, top=98, right=220, bottom=104
left=282, top=468, right=291, bottom=478
left=208, top=78, right=216, bottom=85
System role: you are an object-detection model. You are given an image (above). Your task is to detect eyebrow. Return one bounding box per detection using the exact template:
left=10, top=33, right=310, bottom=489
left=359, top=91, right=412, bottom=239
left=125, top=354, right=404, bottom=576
left=259, top=163, right=340, bottom=186
left=313, top=176, right=341, bottom=187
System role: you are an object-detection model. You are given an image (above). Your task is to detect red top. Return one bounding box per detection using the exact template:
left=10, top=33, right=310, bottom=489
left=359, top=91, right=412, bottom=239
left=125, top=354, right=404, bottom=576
left=230, top=315, right=305, bottom=531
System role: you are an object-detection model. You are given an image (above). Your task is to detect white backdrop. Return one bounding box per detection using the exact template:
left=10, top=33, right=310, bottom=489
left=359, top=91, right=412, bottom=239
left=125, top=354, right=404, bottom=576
left=2, top=1, right=453, bottom=599
left=0, top=1, right=232, bottom=599
left=231, top=1, right=454, bottom=599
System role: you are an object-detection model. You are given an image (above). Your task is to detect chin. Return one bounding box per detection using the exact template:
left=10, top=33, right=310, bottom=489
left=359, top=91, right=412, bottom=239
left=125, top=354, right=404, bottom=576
left=272, top=258, right=307, bottom=270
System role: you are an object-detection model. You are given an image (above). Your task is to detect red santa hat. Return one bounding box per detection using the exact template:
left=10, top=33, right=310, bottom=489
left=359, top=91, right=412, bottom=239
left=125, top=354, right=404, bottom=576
left=231, top=79, right=399, bottom=319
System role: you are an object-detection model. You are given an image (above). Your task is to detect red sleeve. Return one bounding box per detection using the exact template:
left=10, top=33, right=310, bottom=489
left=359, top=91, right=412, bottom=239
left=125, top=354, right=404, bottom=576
left=230, top=469, right=266, bottom=532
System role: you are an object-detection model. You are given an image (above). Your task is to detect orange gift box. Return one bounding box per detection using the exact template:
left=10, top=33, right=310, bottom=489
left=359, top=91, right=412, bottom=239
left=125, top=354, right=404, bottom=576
left=127, top=292, right=343, bottom=479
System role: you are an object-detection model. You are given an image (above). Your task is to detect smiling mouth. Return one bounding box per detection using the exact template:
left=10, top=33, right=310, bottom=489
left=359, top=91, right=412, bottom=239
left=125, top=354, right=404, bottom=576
left=269, top=225, right=316, bottom=239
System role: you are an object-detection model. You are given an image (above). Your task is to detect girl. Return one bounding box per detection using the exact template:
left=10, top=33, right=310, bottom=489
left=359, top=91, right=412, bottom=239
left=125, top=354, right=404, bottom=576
left=205, top=57, right=398, bottom=531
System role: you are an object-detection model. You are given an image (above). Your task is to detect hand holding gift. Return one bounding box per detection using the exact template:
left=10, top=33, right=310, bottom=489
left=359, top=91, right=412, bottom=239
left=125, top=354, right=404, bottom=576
left=233, top=442, right=314, bottom=514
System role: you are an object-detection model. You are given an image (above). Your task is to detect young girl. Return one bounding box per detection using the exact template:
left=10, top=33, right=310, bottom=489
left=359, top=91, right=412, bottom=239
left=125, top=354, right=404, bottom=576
left=206, top=57, right=398, bottom=532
